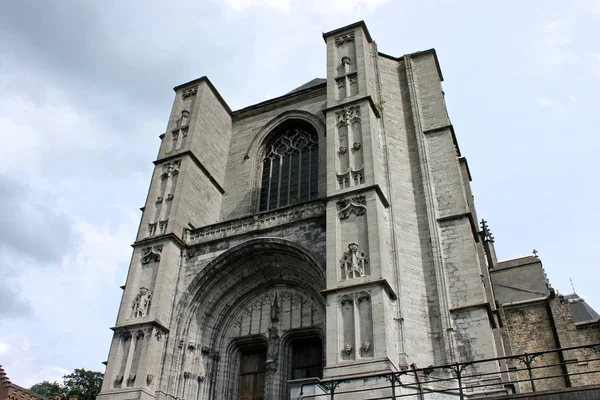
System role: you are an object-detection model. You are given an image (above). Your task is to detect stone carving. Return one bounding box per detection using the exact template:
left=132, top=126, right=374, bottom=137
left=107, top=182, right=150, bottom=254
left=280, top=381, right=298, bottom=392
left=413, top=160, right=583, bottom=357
left=131, top=287, right=152, bottom=318
left=148, top=222, right=157, bottom=237
left=158, top=220, right=168, bottom=234
left=335, top=32, right=355, bottom=46
left=336, top=78, right=346, bottom=88
left=162, top=160, right=180, bottom=177
left=335, top=106, right=361, bottom=126
left=337, top=196, right=367, bottom=220
left=188, top=342, right=196, bottom=351
left=182, top=86, right=198, bottom=99
left=115, top=375, right=124, bottom=384
left=344, top=344, right=353, bottom=355
left=146, top=374, right=154, bottom=384
left=361, top=341, right=371, bottom=353
left=351, top=168, right=365, bottom=184
left=141, top=246, right=162, bottom=264
left=233, top=290, right=322, bottom=333
left=183, top=372, right=191, bottom=379
left=127, top=374, right=136, bottom=384
left=197, top=376, right=205, bottom=383
left=341, top=56, right=352, bottom=65
left=155, top=330, right=164, bottom=342
left=184, top=248, right=197, bottom=261
left=481, top=219, right=494, bottom=243
left=266, top=294, right=280, bottom=373
left=187, top=201, right=324, bottom=245
left=352, top=142, right=361, bottom=151
left=336, top=172, right=350, bottom=188
left=340, top=243, right=369, bottom=279
left=180, top=110, right=190, bottom=126
left=348, top=74, right=357, bottom=85
left=166, top=193, right=174, bottom=201
left=173, top=339, right=184, bottom=379
left=201, top=346, right=210, bottom=354
left=338, top=146, right=347, bottom=155
left=155, top=196, right=163, bottom=204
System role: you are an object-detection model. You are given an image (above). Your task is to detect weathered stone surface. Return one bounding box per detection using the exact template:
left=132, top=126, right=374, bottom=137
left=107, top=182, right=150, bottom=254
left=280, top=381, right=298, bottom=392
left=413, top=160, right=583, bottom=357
left=98, top=21, right=600, bottom=400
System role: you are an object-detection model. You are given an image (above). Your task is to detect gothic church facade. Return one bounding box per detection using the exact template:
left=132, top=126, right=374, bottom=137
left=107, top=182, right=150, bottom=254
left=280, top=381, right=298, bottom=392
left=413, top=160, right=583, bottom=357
left=97, top=22, right=598, bottom=400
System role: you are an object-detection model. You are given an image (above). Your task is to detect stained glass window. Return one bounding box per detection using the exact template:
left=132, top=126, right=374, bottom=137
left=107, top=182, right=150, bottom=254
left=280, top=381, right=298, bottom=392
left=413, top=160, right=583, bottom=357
left=259, top=121, right=319, bottom=211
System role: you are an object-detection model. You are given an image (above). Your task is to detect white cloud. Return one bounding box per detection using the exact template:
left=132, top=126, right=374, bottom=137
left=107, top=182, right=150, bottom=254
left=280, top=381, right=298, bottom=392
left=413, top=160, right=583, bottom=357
left=536, top=96, right=577, bottom=119
left=226, top=0, right=292, bottom=12
left=0, top=335, right=68, bottom=387
left=537, top=97, right=551, bottom=106
left=0, top=341, right=11, bottom=355
left=225, top=0, right=390, bottom=14
left=0, top=207, right=138, bottom=385
left=537, top=16, right=576, bottom=67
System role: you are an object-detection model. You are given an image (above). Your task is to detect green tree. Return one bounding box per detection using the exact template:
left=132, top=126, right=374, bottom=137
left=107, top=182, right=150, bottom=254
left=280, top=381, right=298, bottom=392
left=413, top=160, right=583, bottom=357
left=29, top=381, right=63, bottom=398
left=29, top=369, right=103, bottom=400
left=62, top=369, right=104, bottom=400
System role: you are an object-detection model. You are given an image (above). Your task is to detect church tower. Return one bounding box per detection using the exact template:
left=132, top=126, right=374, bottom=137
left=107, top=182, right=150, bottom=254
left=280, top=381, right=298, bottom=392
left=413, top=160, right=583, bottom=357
left=98, top=22, right=507, bottom=400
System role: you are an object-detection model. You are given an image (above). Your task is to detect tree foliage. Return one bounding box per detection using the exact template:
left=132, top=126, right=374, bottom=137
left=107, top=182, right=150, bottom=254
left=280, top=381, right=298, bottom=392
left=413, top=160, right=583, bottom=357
left=29, top=381, right=63, bottom=398
left=30, top=369, right=103, bottom=400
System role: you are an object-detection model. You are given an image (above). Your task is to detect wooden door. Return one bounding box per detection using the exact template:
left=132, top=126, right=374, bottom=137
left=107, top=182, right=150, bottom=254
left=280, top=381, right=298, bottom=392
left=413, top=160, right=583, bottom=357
left=239, top=350, right=266, bottom=400
left=291, top=337, right=323, bottom=380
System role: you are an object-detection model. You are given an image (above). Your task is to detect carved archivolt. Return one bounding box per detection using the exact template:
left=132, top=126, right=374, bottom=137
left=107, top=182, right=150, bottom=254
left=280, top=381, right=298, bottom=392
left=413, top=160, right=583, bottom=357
left=340, top=243, right=369, bottom=279
left=141, top=246, right=162, bottom=264
left=337, top=196, right=367, bottom=220
left=335, top=32, right=355, bottom=46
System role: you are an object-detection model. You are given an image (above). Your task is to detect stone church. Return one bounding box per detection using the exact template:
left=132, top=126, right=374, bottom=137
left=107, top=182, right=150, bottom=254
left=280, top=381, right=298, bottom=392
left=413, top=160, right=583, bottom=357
left=97, top=22, right=600, bottom=399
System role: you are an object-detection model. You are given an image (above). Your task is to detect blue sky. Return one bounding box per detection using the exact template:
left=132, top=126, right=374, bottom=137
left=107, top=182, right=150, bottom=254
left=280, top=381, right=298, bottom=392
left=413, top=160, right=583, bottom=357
left=0, top=0, right=599, bottom=387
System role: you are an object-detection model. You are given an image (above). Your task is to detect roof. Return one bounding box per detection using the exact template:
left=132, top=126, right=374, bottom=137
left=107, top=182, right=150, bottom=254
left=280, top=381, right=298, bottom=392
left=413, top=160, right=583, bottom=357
left=287, top=78, right=327, bottom=94
left=563, top=294, right=600, bottom=324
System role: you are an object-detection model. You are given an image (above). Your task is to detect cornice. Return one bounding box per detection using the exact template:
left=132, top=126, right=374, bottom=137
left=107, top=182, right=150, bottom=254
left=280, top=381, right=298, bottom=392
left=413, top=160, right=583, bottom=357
left=324, top=95, right=381, bottom=119
left=322, top=278, right=397, bottom=301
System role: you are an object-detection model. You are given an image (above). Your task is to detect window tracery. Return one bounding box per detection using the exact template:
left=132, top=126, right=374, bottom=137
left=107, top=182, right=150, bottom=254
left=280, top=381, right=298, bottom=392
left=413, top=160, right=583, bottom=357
left=259, top=121, right=319, bottom=211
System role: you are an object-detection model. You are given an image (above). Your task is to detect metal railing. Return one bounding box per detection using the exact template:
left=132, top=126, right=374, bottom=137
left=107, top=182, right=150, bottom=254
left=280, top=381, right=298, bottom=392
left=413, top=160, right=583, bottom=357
left=291, top=343, right=600, bottom=399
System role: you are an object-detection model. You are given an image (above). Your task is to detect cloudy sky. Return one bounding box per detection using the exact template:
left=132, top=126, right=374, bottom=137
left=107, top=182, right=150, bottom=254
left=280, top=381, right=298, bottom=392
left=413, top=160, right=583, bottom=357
left=1, top=0, right=599, bottom=387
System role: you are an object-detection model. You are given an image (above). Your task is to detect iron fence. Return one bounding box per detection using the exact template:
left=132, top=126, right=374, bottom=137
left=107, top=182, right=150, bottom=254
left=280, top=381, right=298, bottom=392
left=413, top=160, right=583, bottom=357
left=291, top=342, right=600, bottom=399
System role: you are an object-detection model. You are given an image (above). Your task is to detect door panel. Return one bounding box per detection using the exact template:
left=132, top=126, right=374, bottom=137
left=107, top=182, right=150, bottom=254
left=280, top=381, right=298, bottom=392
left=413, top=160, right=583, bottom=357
left=239, top=350, right=266, bottom=400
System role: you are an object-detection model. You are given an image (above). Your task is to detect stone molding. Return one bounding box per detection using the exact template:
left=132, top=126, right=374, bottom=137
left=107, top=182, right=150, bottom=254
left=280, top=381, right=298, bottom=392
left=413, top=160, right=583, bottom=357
left=185, top=200, right=325, bottom=245
left=322, top=278, right=397, bottom=301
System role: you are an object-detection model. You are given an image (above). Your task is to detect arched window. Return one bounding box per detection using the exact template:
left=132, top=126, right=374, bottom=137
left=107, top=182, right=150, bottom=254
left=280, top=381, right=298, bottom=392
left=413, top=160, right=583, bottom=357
left=259, top=120, right=319, bottom=211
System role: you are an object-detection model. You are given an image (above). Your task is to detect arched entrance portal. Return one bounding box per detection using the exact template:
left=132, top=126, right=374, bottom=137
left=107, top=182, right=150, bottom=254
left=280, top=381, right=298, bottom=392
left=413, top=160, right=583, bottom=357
left=169, top=239, right=326, bottom=400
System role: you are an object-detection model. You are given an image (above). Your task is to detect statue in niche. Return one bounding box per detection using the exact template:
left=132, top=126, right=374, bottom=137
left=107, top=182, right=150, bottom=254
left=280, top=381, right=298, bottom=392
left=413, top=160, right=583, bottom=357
left=180, top=110, right=190, bottom=127
left=340, top=243, right=368, bottom=279
left=265, top=294, right=280, bottom=373
left=132, top=287, right=152, bottom=318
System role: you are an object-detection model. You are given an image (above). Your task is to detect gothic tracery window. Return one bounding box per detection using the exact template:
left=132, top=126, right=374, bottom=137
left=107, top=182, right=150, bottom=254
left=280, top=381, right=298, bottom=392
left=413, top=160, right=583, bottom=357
left=259, top=120, right=319, bottom=211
